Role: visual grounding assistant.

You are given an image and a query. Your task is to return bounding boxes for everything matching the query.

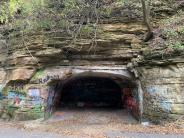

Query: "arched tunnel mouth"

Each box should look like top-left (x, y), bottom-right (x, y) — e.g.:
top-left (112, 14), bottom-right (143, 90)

top-left (60, 76), bottom-right (123, 109)
top-left (48, 73), bottom-right (139, 124)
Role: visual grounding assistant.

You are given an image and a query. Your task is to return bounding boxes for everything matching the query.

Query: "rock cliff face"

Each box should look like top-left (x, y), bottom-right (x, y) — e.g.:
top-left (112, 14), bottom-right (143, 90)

top-left (134, 55), bottom-right (184, 122)
top-left (0, 34), bottom-right (7, 84)
top-left (0, 1), bottom-right (184, 122)
top-left (0, 23), bottom-right (146, 84)
top-left (0, 22), bottom-right (146, 121)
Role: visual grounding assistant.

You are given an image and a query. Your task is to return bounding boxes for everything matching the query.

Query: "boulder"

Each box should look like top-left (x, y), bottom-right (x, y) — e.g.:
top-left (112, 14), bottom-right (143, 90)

top-left (8, 67), bottom-right (36, 81)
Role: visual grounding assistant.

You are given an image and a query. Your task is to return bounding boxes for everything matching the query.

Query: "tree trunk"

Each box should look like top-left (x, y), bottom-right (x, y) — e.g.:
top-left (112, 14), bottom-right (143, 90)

top-left (141, 0), bottom-right (153, 42)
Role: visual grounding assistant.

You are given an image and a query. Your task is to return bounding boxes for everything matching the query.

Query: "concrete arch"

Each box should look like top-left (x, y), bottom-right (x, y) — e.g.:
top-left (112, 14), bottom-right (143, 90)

top-left (41, 66), bottom-right (135, 85)
top-left (45, 67), bottom-right (140, 120)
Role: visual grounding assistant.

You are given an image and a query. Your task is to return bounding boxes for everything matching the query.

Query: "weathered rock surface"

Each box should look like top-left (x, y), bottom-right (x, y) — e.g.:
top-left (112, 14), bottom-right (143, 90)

top-left (0, 22), bottom-right (146, 84)
top-left (0, 1), bottom-right (183, 123)
top-left (0, 69), bottom-right (6, 83)
top-left (135, 58), bottom-right (184, 122)
top-left (8, 68), bottom-right (36, 81)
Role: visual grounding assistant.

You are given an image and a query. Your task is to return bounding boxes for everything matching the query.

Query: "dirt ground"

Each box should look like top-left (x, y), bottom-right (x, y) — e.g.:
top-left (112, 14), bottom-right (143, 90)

top-left (0, 108), bottom-right (184, 138)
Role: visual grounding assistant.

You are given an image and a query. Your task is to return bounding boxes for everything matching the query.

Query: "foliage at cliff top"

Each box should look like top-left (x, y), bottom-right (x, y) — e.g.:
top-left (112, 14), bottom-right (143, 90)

top-left (0, 0), bottom-right (139, 31)
top-left (0, 0), bottom-right (183, 51)
top-left (0, 0), bottom-right (146, 43)
top-left (149, 10), bottom-right (184, 50)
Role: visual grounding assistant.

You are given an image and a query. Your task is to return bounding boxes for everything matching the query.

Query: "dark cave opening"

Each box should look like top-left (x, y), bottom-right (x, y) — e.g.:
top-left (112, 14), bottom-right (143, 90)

top-left (58, 76), bottom-right (125, 109)
top-left (47, 74), bottom-right (140, 122)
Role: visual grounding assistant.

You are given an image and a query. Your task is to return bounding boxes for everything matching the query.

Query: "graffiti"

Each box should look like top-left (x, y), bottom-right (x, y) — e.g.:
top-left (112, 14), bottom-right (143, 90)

top-left (146, 86), bottom-right (168, 96)
top-left (160, 102), bottom-right (172, 112)
top-left (8, 91), bottom-right (26, 105)
top-left (31, 68), bottom-right (72, 84)
top-left (38, 75), bottom-right (60, 84)
top-left (121, 88), bottom-right (139, 118)
top-left (47, 87), bottom-right (55, 108)
top-left (0, 84), bottom-right (3, 93)
top-left (8, 91), bottom-right (25, 99)
top-left (0, 84), bottom-right (3, 98)
top-left (28, 88), bottom-right (43, 105)
top-left (0, 84), bottom-right (3, 99)
top-left (45, 87), bottom-right (56, 118)
top-left (146, 86), bottom-right (172, 112)
top-left (7, 83), bottom-right (24, 93)
top-left (28, 88), bottom-right (40, 97)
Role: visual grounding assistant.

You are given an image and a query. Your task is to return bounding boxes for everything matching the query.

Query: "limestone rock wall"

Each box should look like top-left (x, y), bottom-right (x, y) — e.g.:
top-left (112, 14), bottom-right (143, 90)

top-left (0, 34), bottom-right (7, 88)
top-left (0, 22), bottom-right (146, 121)
top-left (0, 0), bottom-right (184, 122)
top-left (137, 63), bottom-right (184, 122)
top-left (2, 23), bottom-right (146, 83)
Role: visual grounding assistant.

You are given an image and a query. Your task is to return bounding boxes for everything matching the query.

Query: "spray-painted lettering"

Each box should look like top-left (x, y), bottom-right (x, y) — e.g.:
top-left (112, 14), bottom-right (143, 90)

top-left (8, 83), bottom-right (24, 92)
top-left (38, 75), bottom-right (60, 84)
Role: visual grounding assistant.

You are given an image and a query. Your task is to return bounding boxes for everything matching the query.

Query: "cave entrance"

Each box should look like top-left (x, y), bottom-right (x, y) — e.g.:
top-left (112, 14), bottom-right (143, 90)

top-left (47, 72), bottom-right (139, 124)
top-left (60, 76), bottom-right (122, 109)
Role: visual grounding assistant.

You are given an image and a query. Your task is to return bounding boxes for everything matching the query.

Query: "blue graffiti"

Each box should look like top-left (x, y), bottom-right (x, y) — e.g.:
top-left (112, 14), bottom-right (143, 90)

top-left (28, 89), bottom-right (43, 105)
top-left (8, 91), bottom-right (25, 100)
top-left (0, 93), bottom-right (3, 100)
top-left (28, 89), bottom-right (40, 97)
top-left (30, 97), bottom-right (43, 105)
top-left (0, 85), bottom-right (2, 99)
top-left (160, 102), bottom-right (172, 112)
top-left (0, 84), bottom-right (3, 94)
top-left (147, 86), bottom-right (157, 94)
top-left (146, 86), bottom-right (168, 97)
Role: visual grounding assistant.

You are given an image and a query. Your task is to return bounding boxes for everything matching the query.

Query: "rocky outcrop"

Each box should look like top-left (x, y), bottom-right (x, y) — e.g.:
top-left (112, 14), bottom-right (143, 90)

top-left (0, 22), bottom-right (146, 121)
top-left (8, 67), bottom-right (36, 81)
top-left (2, 23), bottom-right (146, 84)
top-left (130, 52), bottom-right (184, 122)
top-left (0, 34), bottom-right (7, 85)
top-left (0, 0), bottom-right (183, 123)
top-left (139, 64), bottom-right (184, 122)
top-left (0, 69), bottom-right (6, 84)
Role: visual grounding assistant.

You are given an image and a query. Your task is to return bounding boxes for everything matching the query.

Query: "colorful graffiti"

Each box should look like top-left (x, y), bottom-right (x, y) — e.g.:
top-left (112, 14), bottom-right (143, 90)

top-left (6, 88), bottom-right (42, 106)
top-left (28, 88), bottom-right (40, 97)
top-left (28, 88), bottom-right (43, 105)
top-left (45, 87), bottom-right (56, 119)
top-left (5, 83), bottom-right (26, 104)
top-left (121, 88), bottom-right (139, 119)
top-left (8, 91), bottom-right (25, 99)
top-left (146, 86), bottom-right (173, 112)
top-left (0, 84), bottom-right (3, 99)
top-left (0, 84), bottom-right (3, 92)
top-left (8, 91), bottom-right (26, 105)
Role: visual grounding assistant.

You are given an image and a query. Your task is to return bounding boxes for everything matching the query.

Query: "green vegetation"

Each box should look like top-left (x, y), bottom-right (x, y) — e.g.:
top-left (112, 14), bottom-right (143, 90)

top-left (160, 10), bottom-right (184, 49)
top-left (0, 0), bottom-right (183, 51)
top-left (31, 69), bottom-right (45, 81)
top-left (0, 0), bottom-right (142, 33)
